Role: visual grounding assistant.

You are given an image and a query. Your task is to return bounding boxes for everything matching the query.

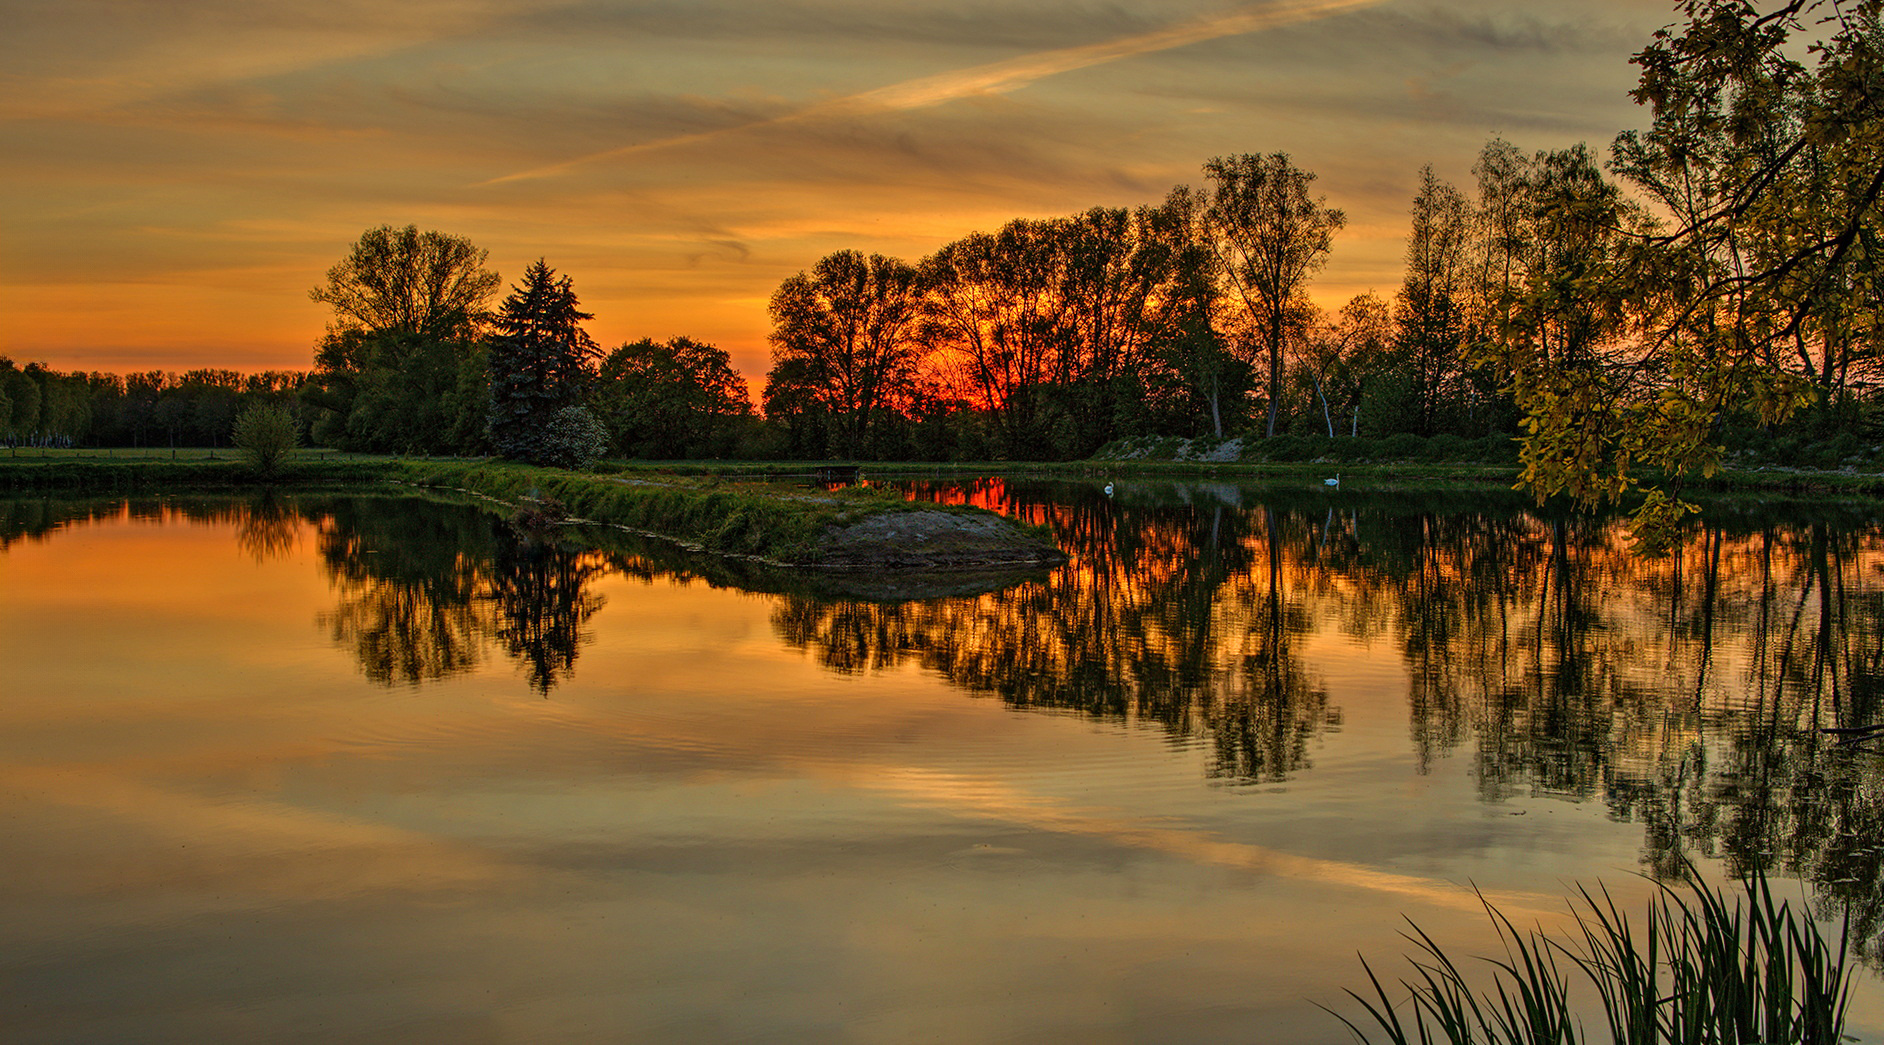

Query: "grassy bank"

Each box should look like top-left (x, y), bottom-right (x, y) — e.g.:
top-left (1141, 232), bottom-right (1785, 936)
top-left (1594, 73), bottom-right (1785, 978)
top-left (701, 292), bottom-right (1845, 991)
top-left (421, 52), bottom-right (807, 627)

top-left (1091, 433), bottom-right (1884, 497)
top-left (386, 460), bottom-right (1062, 566)
top-left (7, 444), bottom-right (1881, 538)
top-left (0, 454), bottom-right (1062, 566)
top-left (391, 460), bottom-right (870, 561)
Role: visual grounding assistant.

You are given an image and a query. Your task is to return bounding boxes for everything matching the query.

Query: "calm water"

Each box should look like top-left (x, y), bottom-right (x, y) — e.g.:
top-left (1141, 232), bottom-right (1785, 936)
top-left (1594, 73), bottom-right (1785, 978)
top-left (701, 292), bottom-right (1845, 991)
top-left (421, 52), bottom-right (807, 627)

top-left (5, 481), bottom-right (1884, 1043)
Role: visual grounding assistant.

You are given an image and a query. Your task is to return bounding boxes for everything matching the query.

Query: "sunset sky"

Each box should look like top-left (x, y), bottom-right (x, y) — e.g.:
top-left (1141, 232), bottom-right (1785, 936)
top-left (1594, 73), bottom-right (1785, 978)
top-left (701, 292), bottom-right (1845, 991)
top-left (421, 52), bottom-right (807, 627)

top-left (4, 0), bottom-right (1677, 384)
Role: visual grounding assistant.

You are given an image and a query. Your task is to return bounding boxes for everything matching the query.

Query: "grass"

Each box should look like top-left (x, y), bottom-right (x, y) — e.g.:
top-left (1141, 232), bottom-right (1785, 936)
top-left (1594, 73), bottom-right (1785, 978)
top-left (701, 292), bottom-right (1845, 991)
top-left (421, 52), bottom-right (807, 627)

top-left (1329, 872), bottom-right (1852, 1045)
top-left (9, 446), bottom-right (1880, 549)
top-left (391, 460), bottom-right (855, 560)
top-left (0, 452), bottom-right (1059, 563)
top-left (386, 460), bottom-right (1057, 564)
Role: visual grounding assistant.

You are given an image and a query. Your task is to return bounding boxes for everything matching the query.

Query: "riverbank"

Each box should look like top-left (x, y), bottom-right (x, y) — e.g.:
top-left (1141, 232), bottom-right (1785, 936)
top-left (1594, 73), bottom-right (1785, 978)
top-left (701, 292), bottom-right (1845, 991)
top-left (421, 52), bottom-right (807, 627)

top-left (392, 460), bottom-right (1065, 569)
top-left (6, 444), bottom-right (1883, 542)
top-left (0, 458), bottom-right (1058, 569)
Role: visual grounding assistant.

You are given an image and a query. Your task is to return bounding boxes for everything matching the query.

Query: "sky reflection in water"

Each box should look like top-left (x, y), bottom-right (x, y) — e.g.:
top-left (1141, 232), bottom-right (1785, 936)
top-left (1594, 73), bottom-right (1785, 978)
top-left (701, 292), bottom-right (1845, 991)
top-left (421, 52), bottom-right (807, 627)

top-left (4, 484), bottom-right (1884, 1043)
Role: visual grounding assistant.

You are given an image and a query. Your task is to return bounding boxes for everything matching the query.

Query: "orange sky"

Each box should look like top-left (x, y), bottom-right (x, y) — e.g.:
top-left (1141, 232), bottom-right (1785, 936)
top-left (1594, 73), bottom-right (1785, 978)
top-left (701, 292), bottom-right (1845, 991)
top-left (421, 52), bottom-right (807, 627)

top-left (2, 0), bottom-right (1676, 384)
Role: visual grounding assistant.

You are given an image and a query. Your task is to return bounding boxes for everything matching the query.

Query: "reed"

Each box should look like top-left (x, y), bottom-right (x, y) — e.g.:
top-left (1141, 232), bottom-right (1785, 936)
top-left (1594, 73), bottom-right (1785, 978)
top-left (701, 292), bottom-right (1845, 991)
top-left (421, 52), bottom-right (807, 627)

top-left (1328, 873), bottom-right (1851, 1045)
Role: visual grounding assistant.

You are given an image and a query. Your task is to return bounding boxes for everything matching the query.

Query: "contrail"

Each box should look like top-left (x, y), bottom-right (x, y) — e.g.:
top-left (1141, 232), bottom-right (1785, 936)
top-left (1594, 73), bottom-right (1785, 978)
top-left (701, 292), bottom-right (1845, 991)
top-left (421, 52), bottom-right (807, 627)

top-left (484, 0), bottom-right (1382, 185)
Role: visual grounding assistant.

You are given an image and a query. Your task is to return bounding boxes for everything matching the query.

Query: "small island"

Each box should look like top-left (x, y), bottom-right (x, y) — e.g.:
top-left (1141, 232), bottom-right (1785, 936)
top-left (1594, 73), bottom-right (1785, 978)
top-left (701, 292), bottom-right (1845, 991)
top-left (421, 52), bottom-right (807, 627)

top-left (393, 460), bottom-right (1065, 571)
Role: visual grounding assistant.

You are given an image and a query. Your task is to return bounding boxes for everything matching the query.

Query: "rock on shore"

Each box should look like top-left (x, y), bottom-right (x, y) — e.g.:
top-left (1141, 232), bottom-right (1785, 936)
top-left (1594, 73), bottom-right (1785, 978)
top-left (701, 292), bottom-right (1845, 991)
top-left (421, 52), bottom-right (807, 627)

top-left (811, 508), bottom-right (1066, 570)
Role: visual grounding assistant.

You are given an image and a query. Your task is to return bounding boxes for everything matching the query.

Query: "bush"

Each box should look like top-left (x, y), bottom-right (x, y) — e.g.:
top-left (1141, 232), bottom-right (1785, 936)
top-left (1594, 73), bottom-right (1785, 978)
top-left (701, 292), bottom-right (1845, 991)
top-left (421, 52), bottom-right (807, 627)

top-left (1257, 434), bottom-right (1314, 461)
top-left (230, 403), bottom-right (300, 478)
top-left (1426, 433), bottom-right (1470, 461)
top-left (1474, 435), bottom-right (1521, 463)
top-left (1376, 433), bottom-right (1425, 460)
top-left (536, 405), bottom-right (610, 470)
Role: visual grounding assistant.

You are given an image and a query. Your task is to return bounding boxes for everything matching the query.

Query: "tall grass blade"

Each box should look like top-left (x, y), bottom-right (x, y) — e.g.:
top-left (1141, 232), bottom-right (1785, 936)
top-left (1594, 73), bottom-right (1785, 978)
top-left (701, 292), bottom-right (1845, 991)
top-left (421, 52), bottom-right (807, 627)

top-left (1329, 869), bottom-right (1852, 1045)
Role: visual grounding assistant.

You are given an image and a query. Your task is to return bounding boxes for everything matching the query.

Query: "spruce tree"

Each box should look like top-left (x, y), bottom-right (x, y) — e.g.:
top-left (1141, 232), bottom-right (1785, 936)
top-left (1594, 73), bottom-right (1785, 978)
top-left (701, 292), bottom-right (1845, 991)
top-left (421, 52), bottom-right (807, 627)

top-left (486, 260), bottom-right (600, 464)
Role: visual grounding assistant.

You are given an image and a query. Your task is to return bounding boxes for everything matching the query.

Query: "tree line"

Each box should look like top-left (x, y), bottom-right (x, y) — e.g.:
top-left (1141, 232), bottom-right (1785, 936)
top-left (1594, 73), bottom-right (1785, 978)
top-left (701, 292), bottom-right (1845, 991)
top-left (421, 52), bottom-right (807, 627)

top-left (8, 1), bottom-right (1875, 506)
top-left (0, 357), bottom-right (304, 450)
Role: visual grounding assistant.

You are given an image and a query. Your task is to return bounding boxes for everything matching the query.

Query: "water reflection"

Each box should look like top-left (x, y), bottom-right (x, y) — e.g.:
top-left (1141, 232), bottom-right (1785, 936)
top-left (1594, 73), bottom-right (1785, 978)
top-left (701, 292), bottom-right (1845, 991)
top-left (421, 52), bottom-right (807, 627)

top-left (313, 496), bottom-right (605, 693)
top-left (236, 493), bottom-right (299, 562)
top-left (316, 497), bottom-right (500, 686)
top-left (11, 484), bottom-right (1884, 961)
top-left (886, 480), bottom-right (1884, 957)
top-left (771, 488), bottom-right (1337, 784)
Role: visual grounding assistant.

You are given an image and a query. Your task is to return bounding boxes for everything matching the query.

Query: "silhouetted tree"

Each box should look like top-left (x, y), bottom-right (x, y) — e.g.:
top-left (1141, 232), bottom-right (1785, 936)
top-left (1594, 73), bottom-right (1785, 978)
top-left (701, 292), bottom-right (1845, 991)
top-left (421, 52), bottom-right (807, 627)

top-left (304, 225), bottom-right (498, 453)
top-left (1305, 292), bottom-right (1392, 437)
top-left (766, 251), bottom-right (923, 457)
top-left (1200, 153), bottom-right (1345, 437)
top-left (596, 336), bottom-right (753, 458)
top-left (1394, 165), bottom-right (1472, 435)
top-left (920, 221), bottom-right (1069, 456)
top-left (309, 224), bottom-right (501, 338)
top-left (486, 260), bottom-right (601, 465)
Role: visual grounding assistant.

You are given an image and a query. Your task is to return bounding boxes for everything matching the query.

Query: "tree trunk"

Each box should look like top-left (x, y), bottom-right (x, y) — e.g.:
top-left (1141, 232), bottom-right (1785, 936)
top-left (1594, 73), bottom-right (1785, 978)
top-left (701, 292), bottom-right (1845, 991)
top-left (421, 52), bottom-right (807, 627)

top-left (1311, 371), bottom-right (1334, 437)
top-left (1265, 313), bottom-right (1283, 438)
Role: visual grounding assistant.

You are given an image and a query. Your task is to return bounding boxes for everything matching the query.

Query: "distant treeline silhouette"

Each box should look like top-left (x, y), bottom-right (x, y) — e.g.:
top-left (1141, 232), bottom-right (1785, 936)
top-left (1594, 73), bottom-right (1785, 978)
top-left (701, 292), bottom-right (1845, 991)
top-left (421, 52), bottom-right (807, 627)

top-left (0, 358), bottom-right (303, 450)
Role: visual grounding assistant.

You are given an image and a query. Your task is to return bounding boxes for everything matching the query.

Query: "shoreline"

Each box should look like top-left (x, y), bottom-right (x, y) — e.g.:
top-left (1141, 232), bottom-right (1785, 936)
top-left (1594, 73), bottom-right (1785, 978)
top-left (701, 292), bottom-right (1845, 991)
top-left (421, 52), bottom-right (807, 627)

top-left (3, 449), bottom-right (1882, 519)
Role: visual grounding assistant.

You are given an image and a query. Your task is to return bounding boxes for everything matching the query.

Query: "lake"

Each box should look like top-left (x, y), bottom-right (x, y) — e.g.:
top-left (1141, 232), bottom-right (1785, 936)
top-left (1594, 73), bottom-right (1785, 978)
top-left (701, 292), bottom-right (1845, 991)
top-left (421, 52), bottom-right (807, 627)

top-left (4, 479), bottom-right (1884, 1043)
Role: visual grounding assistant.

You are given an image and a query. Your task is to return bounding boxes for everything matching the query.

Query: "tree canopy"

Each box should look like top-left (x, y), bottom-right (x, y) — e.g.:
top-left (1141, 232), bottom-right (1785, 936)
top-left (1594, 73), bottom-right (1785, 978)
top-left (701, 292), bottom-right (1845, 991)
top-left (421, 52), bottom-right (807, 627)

top-left (304, 225), bottom-right (498, 454)
top-left (1492, 0), bottom-right (1884, 544)
top-left (486, 260), bottom-right (601, 465)
top-left (595, 336), bottom-right (753, 459)
top-left (309, 224), bottom-right (501, 339)
top-left (766, 251), bottom-right (923, 457)
top-left (1201, 153), bottom-right (1346, 438)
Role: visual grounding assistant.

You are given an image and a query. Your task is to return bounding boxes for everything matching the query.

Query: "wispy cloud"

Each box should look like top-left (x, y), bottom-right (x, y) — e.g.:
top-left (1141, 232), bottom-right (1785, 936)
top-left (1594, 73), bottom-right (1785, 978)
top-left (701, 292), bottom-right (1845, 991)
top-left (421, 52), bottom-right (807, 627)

top-left (486, 0), bottom-right (1383, 185)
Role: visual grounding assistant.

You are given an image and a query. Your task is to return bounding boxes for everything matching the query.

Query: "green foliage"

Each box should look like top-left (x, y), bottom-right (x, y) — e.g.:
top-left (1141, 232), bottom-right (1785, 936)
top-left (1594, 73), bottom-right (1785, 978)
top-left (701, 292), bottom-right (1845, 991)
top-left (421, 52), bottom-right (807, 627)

top-left (2, 362), bottom-right (42, 444)
top-left (230, 402), bottom-right (300, 477)
top-left (486, 260), bottom-right (600, 465)
top-left (303, 225), bottom-right (498, 456)
top-left (1493, 0), bottom-right (1884, 549)
top-left (307, 330), bottom-right (486, 454)
top-left (1331, 872), bottom-right (1852, 1045)
top-left (308, 224), bottom-right (499, 339)
top-left (535, 405), bottom-right (608, 470)
top-left (594, 336), bottom-right (753, 458)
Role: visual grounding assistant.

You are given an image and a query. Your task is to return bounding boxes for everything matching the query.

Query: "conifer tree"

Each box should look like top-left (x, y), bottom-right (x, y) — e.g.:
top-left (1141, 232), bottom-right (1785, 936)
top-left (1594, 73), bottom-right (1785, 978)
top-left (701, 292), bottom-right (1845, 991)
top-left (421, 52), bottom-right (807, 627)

top-left (486, 260), bottom-right (600, 465)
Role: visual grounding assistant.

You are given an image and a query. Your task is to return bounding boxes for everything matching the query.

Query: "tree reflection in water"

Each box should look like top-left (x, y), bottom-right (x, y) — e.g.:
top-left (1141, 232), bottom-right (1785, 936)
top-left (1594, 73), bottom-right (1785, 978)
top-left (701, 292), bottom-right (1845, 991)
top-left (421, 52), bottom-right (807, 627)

top-left (11, 485), bottom-right (1884, 960)
top-left (234, 493), bottom-right (299, 562)
top-left (773, 482), bottom-right (1337, 785)
top-left (848, 480), bottom-right (1884, 962)
top-left (485, 530), bottom-right (606, 693)
top-left (311, 496), bottom-right (604, 693)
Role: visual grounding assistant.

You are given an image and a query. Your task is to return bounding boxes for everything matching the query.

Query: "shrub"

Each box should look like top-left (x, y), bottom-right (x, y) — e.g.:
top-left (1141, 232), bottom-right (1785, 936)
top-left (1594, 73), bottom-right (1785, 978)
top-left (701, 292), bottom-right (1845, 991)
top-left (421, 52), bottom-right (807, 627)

top-left (1474, 435), bottom-right (1521, 464)
top-left (230, 403), bottom-right (300, 478)
top-left (1259, 434), bottom-right (1314, 461)
top-left (536, 406), bottom-right (610, 470)
top-left (1377, 433), bottom-right (1425, 460)
top-left (1427, 433), bottom-right (1470, 461)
